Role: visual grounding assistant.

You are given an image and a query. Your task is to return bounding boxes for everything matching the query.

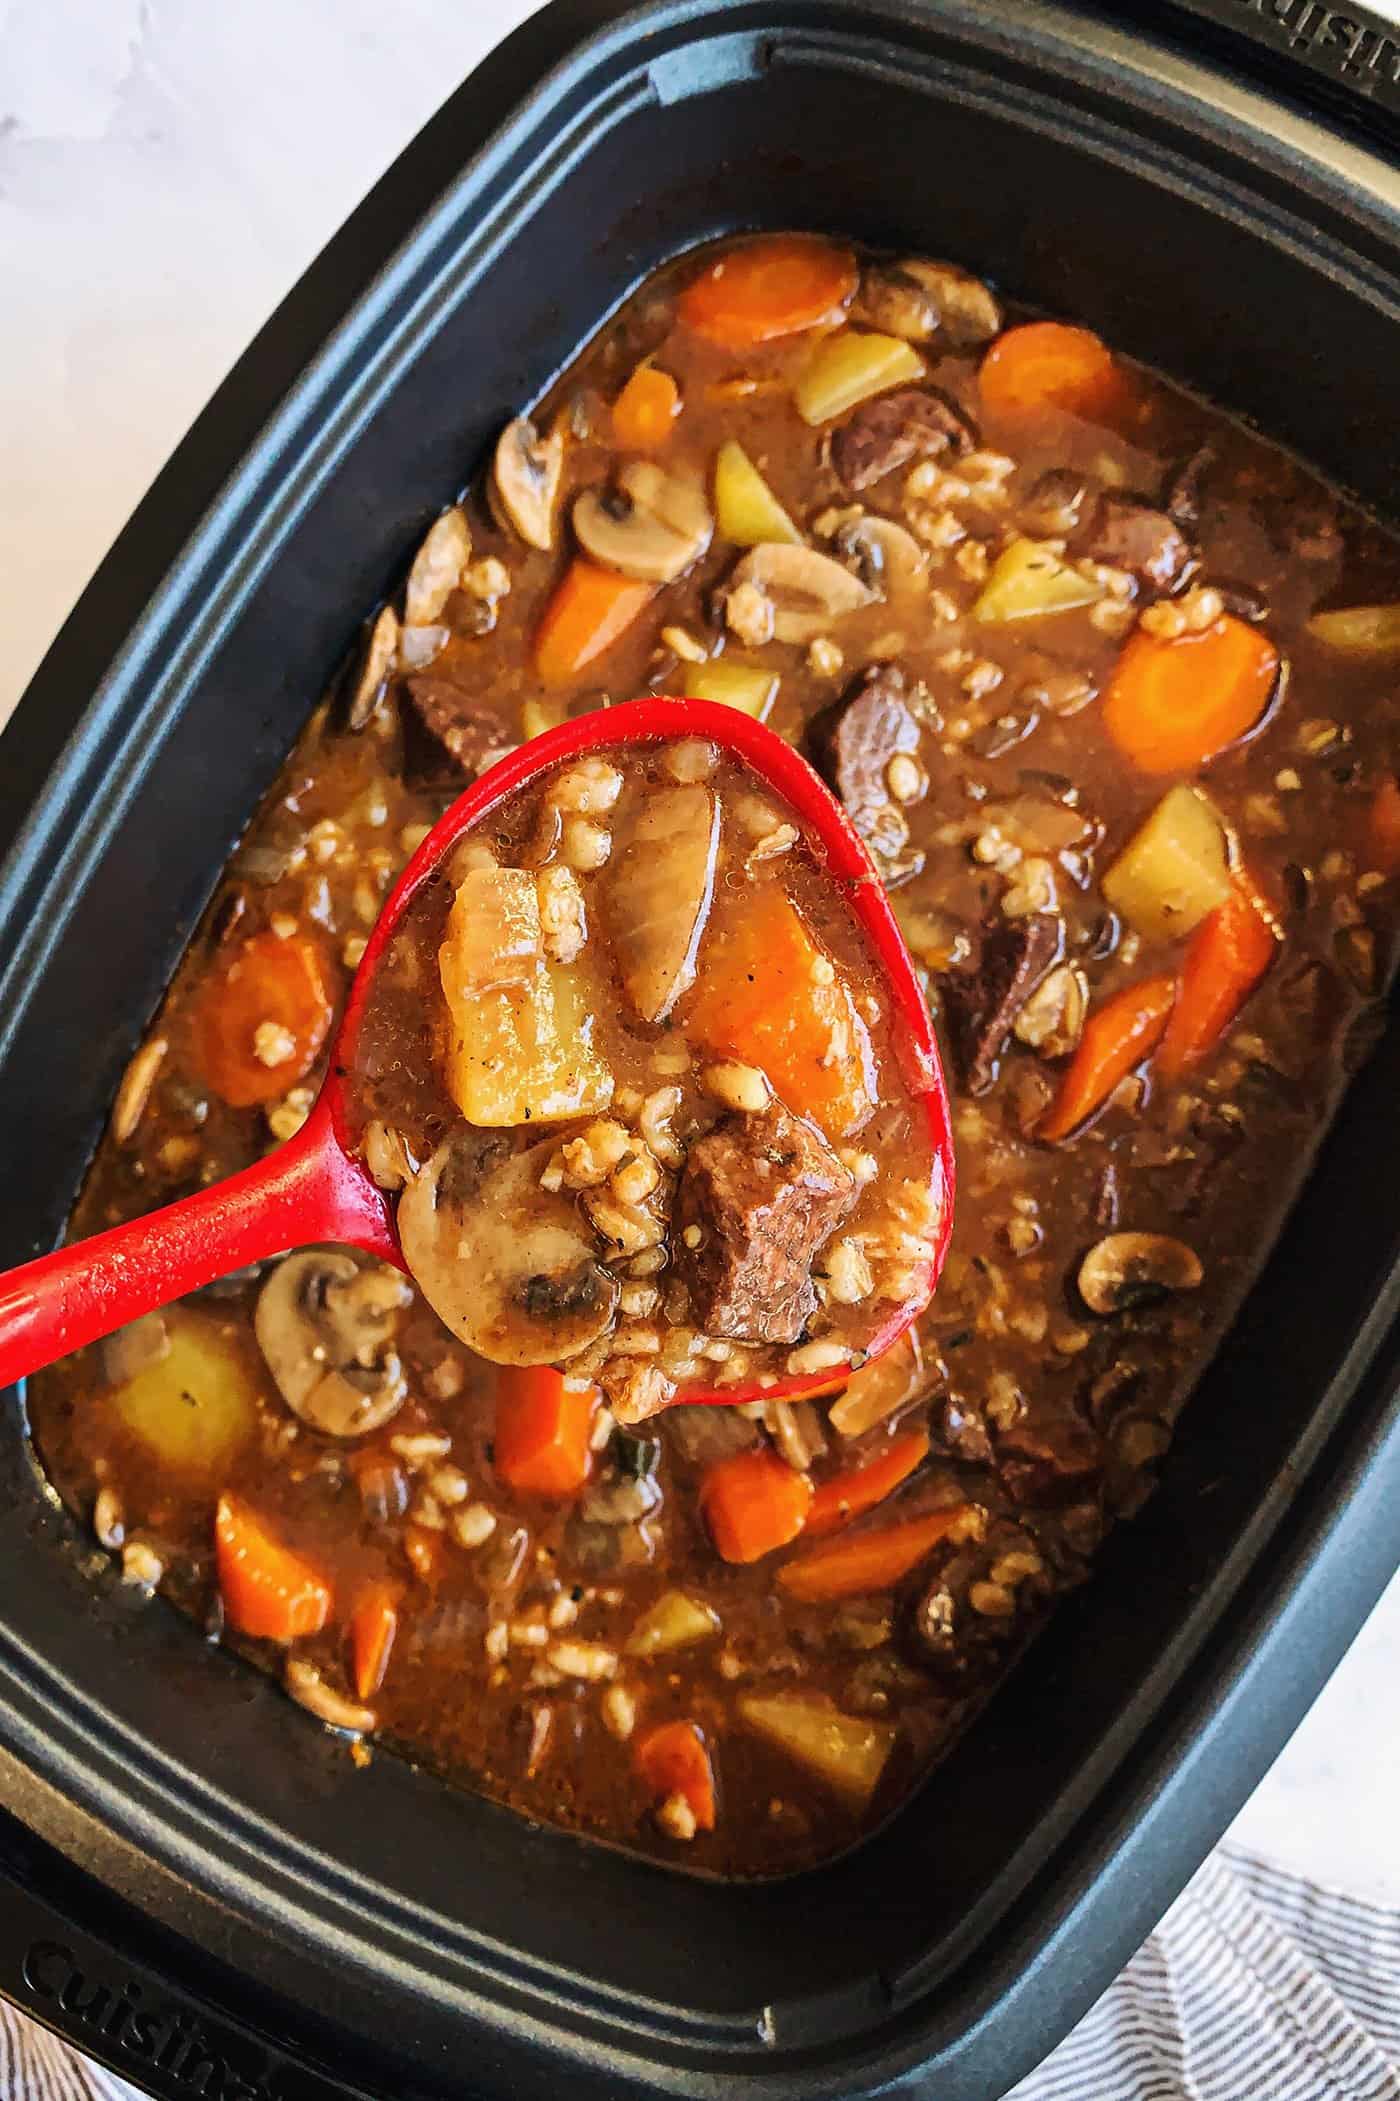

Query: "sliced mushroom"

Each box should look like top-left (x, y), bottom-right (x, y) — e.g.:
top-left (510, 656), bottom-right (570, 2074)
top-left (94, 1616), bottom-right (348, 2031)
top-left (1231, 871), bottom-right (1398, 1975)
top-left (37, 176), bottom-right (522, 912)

top-left (723, 543), bottom-right (875, 646)
top-left (397, 1134), bottom-right (620, 1366)
top-left (344, 605), bottom-right (400, 731)
top-left (102, 1312), bottom-right (170, 1386)
top-left (1077, 1233), bottom-right (1203, 1317)
top-left (404, 507), bottom-right (471, 627)
top-left (255, 1251), bottom-right (412, 1437)
top-left (831, 513), bottom-right (928, 601)
top-left (855, 257), bottom-right (1002, 348)
top-left (582, 1471), bottom-right (662, 1525)
top-left (1019, 468), bottom-right (1093, 539)
top-left (1012, 964), bottom-right (1087, 1058)
top-left (398, 623), bottom-right (449, 672)
top-left (573, 462), bottom-right (713, 584)
top-left (493, 416), bottom-right (565, 551)
top-left (605, 782), bottom-right (721, 1022)
top-left (284, 1657), bottom-right (377, 1736)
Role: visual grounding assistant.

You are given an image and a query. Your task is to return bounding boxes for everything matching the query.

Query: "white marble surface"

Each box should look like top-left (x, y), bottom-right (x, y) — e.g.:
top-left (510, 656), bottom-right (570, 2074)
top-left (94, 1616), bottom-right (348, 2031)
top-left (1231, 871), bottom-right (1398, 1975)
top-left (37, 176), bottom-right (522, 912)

top-left (3, 0), bottom-right (1400, 1906)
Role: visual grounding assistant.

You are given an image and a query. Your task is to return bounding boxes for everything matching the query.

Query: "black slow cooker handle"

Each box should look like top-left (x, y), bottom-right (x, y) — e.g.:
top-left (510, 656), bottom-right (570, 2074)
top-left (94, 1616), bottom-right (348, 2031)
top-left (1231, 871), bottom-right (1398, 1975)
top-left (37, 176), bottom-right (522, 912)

top-left (1119, 0), bottom-right (1400, 138)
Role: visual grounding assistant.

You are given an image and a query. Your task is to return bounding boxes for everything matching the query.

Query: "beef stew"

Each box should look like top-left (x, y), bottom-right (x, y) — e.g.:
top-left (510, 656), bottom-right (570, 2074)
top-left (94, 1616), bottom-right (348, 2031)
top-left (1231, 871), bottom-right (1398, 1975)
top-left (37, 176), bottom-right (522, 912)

top-left (27, 233), bottom-right (1400, 1879)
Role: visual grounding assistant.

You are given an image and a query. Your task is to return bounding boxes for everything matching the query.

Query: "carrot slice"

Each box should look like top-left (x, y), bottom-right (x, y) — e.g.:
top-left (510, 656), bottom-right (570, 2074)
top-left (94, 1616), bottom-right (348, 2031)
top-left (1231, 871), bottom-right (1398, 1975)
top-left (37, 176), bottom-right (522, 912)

top-left (635, 1720), bottom-right (717, 1829)
top-left (190, 931), bottom-right (334, 1108)
top-left (979, 322), bottom-right (1124, 423)
top-left (700, 1447), bottom-right (813, 1564)
top-left (1101, 615), bottom-right (1279, 775)
top-left (778, 1505), bottom-right (982, 1603)
top-left (350, 1582), bottom-right (401, 1701)
top-left (683, 884), bottom-right (876, 1140)
top-left (805, 1430), bottom-right (930, 1538)
top-left (612, 363), bottom-right (681, 451)
top-left (1366, 776), bottom-right (1400, 874)
top-left (494, 1367), bottom-right (597, 1500)
top-left (534, 559), bottom-right (654, 686)
top-left (1038, 973), bottom-right (1177, 1143)
top-left (214, 1494), bottom-right (332, 1642)
top-left (678, 235), bottom-right (857, 348)
top-left (1157, 878), bottom-right (1278, 1080)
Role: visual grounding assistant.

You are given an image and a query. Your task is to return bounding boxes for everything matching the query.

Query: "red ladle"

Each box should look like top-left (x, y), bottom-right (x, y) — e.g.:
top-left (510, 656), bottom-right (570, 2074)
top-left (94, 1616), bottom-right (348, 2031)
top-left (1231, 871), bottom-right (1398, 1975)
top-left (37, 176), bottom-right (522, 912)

top-left (0, 699), bottom-right (955, 1405)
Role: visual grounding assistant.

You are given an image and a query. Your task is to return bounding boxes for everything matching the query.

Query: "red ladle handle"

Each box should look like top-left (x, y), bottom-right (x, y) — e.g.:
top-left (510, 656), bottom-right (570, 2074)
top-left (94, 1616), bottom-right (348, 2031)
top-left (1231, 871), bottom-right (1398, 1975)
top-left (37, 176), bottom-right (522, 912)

top-left (0, 1103), bottom-right (395, 1391)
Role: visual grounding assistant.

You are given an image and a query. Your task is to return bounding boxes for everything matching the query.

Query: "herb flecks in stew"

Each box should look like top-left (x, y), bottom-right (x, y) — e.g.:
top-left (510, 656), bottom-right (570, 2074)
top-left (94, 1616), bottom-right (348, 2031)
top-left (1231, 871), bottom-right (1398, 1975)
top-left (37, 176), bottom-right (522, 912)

top-left (30, 233), bottom-right (1400, 1878)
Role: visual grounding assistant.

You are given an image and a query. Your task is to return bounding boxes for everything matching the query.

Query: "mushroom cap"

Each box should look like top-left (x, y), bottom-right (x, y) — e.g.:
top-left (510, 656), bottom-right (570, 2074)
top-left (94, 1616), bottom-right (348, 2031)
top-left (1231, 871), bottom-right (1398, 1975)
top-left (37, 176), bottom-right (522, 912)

top-left (1078, 1233), bottom-right (1203, 1317)
top-left (831, 513), bottom-right (928, 599)
top-left (573, 462), bottom-right (713, 584)
top-left (397, 1133), bottom-right (620, 1366)
top-left (404, 507), bottom-right (471, 628)
top-left (344, 605), bottom-right (400, 732)
top-left (857, 257), bottom-right (1002, 348)
top-left (725, 542), bottom-right (875, 644)
top-left (492, 417), bottom-right (565, 552)
top-left (255, 1250), bottom-right (411, 1438)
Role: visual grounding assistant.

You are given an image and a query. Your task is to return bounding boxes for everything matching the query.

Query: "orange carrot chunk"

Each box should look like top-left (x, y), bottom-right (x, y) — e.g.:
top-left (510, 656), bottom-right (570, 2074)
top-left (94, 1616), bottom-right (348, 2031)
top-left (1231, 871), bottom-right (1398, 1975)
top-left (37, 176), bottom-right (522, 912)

top-left (1157, 879), bottom-right (1278, 1080)
top-left (494, 1367), bottom-right (597, 1500)
top-left (678, 235), bottom-right (857, 348)
top-left (1101, 615), bottom-right (1279, 776)
top-left (215, 1494), bottom-right (333, 1643)
top-left (191, 931), bottom-right (334, 1109)
top-left (778, 1506), bottom-right (982, 1603)
top-left (1038, 973), bottom-right (1178, 1143)
top-left (612, 363), bottom-right (681, 451)
top-left (700, 1447), bottom-right (813, 1564)
top-left (1366, 776), bottom-right (1400, 874)
top-left (683, 884), bottom-right (876, 1140)
top-left (350, 1582), bottom-right (401, 1701)
top-left (979, 322), bottom-right (1124, 423)
top-left (533, 559), bottom-right (655, 686)
top-left (805, 1430), bottom-right (931, 1537)
top-left (635, 1720), bottom-right (717, 1829)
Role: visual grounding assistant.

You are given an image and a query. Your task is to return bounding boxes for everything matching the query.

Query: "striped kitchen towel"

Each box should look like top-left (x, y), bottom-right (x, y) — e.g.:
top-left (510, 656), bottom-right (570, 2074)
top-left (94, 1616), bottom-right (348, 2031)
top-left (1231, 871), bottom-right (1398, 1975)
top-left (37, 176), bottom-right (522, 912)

top-left (1010, 1844), bottom-right (1400, 2100)
top-left (2, 1844), bottom-right (1399, 2100)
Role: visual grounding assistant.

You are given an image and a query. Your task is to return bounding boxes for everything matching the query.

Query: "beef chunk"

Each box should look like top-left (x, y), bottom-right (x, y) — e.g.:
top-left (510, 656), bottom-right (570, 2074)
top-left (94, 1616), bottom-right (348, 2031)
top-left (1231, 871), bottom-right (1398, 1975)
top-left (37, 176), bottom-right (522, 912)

top-left (1079, 494), bottom-right (1192, 594)
top-left (830, 387), bottom-right (977, 492)
top-left (404, 677), bottom-right (518, 780)
top-left (809, 664), bottom-right (921, 857)
top-left (995, 1414), bottom-right (1102, 1508)
top-left (675, 1101), bottom-right (858, 1345)
top-left (1211, 578), bottom-right (1270, 624)
top-left (1161, 443), bottom-right (1215, 531)
top-left (939, 915), bottom-right (1063, 1096)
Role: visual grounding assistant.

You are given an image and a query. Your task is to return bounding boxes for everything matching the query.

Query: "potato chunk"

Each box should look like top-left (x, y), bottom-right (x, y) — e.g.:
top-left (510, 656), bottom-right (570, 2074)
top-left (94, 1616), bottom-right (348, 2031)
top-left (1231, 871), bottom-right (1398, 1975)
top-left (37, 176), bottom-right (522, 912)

top-left (110, 1312), bottom-right (259, 1477)
top-left (1305, 602), bottom-right (1400, 658)
top-left (713, 440), bottom-right (802, 546)
top-left (682, 660), bottom-right (779, 719)
top-left (625, 1590), bottom-right (722, 1657)
top-left (972, 537), bottom-right (1102, 622)
top-left (794, 331), bottom-right (924, 425)
top-left (1101, 784), bottom-right (1231, 943)
top-left (737, 1692), bottom-right (896, 1806)
top-left (440, 866), bottom-right (612, 1124)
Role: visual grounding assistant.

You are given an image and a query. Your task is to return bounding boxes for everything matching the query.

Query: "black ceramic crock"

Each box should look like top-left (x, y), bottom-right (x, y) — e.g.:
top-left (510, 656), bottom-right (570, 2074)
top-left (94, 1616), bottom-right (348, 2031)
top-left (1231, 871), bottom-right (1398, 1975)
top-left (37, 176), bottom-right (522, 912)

top-left (3, 3), bottom-right (1400, 2096)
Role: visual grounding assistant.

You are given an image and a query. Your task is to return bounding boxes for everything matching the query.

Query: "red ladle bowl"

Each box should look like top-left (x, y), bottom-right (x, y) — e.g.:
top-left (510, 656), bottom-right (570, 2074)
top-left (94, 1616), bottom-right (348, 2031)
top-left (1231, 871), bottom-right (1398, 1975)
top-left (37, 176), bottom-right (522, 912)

top-left (0, 700), bottom-right (955, 1405)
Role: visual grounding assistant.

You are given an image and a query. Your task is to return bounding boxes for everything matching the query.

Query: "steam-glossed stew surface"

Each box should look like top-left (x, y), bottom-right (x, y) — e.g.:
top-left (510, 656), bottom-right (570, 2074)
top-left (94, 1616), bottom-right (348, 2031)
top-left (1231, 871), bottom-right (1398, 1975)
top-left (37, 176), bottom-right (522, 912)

top-left (29, 234), bottom-right (1400, 1878)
